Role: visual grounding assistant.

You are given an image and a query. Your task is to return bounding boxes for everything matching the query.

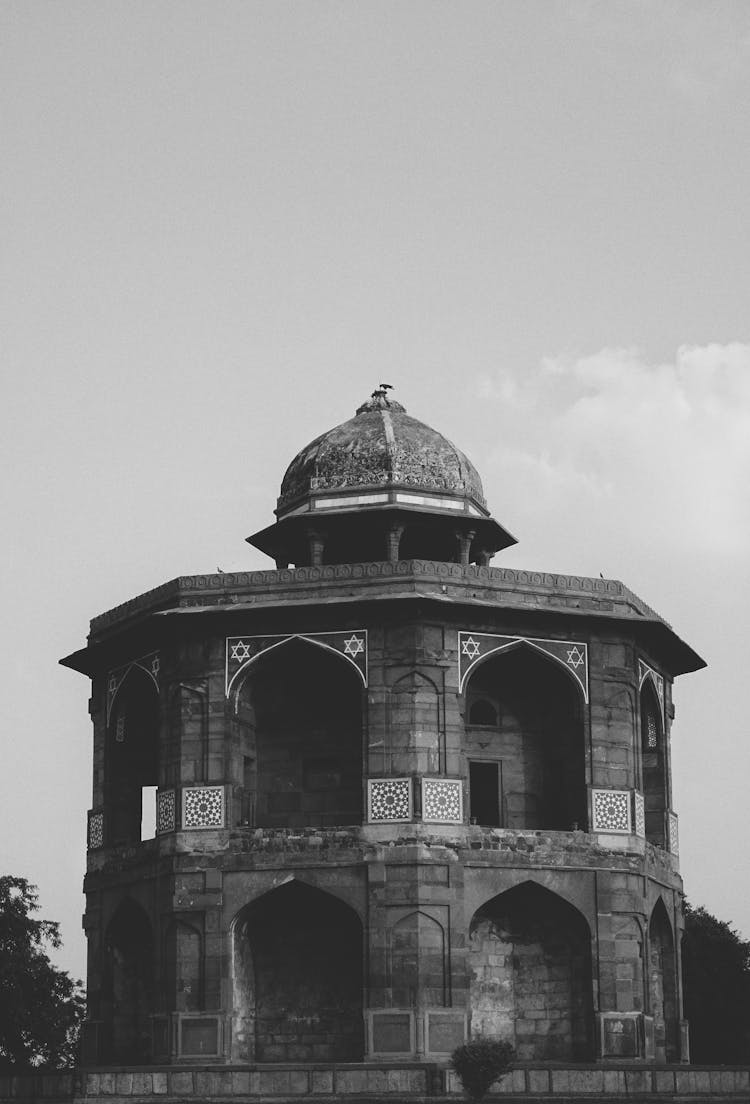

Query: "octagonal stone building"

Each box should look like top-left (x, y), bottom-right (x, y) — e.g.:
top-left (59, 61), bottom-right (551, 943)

top-left (62, 387), bottom-right (704, 1070)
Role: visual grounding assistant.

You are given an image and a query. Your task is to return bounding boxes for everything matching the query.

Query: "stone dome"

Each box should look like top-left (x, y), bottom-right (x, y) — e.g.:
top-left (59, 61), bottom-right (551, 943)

top-left (277, 389), bottom-right (486, 516)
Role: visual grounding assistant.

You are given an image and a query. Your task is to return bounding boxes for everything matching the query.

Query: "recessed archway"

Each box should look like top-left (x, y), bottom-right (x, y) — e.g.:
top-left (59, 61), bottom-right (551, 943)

top-left (232, 881), bottom-right (364, 1062)
top-left (235, 638), bottom-right (363, 829)
top-left (106, 667), bottom-right (159, 845)
top-left (464, 645), bottom-right (586, 830)
top-left (641, 682), bottom-right (667, 847)
top-left (102, 899), bottom-right (154, 1063)
top-left (468, 882), bottom-right (594, 1061)
top-left (649, 899), bottom-right (678, 1062)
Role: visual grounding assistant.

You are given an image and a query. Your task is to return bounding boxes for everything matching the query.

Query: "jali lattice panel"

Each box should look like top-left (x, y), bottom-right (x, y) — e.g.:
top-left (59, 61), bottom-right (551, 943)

top-left (592, 789), bottom-right (632, 833)
top-left (422, 778), bottom-right (463, 823)
top-left (668, 811), bottom-right (679, 856)
top-left (368, 778), bottom-right (412, 822)
top-left (157, 789), bottom-right (176, 833)
top-left (182, 786), bottom-right (225, 829)
top-left (87, 811), bottom-right (104, 850)
top-left (633, 791), bottom-right (646, 838)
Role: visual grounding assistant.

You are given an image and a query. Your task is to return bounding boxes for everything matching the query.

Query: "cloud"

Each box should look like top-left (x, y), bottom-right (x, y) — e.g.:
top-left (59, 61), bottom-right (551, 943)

top-left (477, 343), bottom-right (750, 565)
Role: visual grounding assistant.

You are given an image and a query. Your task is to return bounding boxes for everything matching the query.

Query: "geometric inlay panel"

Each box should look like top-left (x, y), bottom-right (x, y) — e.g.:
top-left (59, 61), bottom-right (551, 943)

top-left (182, 786), bottom-right (225, 829)
top-left (668, 811), bottom-right (679, 857)
top-left (226, 630), bottom-right (368, 694)
top-left (88, 810), bottom-right (104, 850)
top-left (591, 788), bottom-right (632, 833)
top-left (157, 789), bottom-right (176, 834)
top-left (458, 631), bottom-right (588, 701)
top-left (368, 778), bottom-right (412, 822)
top-left (633, 791), bottom-right (646, 838)
top-left (422, 778), bottom-right (463, 823)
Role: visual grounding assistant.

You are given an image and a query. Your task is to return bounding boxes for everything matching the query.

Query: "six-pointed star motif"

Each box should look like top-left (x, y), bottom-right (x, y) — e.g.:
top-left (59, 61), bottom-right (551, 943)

top-left (231, 640), bottom-right (252, 663)
top-left (344, 634), bottom-right (365, 658)
top-left (461, 636), bottom-right (481, 659)
top-left (566, 646), bottom-right (585, 668)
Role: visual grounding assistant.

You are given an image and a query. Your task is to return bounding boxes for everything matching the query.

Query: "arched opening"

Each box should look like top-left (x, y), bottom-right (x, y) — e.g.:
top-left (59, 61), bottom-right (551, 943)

top-left (464, 646), bottom-right (586, 830)
top-left (235, 640), bottom-right (363, 828)
top-left (164, 919), bottom-right (202, 1012)
top-left (102, 899), bottom-right (154, 1063)
top-left (389, 911), bottom-right (446, 1008)
top-left (649, 899), bottom-right (678, 1062)
top-left (641, 682), bottom-right (667, 847)
top-left (106, 667), bottom-right (159, 845)
top-left (468, 882), bottom-right (594, 1061)
top-left (232, 881), bottom-right (364, 1062)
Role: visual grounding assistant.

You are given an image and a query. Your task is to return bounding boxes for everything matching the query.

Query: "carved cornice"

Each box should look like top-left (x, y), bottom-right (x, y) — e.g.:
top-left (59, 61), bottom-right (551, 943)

top-left (89, 560), bottom-right (655, 636)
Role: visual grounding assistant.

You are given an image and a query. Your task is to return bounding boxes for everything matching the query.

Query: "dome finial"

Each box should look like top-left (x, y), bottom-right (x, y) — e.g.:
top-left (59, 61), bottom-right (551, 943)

top-left (356, 383), bottom-right (405, 415)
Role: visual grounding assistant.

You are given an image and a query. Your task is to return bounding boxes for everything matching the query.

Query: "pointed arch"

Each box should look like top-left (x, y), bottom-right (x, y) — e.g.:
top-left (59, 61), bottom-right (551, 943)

top-left (389, 670), bottom-right (441, 774)
top-left (464, 646), bottom-right (586, 831)
top-left (388, 909), bottom-right (447, 1008)
top-left (459, 633), bottom-right (588, 702)
top-left (641, 680), bottom-right (667, 847)
top-left (468, 882), bottom-right (594, 1061)
top-left (231, 881), bottom-right (364, 1063)
top-left (164, 918), bottom-right (202, 1012)
top-left (106, 665), bottom-right (159, 845)
top-left (102, 899), bottom-right (154, 1063)
top-left (648, 899), bottom-right (678, 1061)
top-left (227, 631), bottom-right (367, 701)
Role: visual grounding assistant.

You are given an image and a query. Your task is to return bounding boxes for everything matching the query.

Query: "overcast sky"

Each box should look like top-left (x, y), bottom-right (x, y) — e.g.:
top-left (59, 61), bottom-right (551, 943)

top-left (1, 1), bottom-right (749, 980)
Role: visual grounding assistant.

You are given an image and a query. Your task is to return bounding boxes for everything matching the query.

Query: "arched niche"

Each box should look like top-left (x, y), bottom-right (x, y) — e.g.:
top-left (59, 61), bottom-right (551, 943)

top-left (648, 899), bottom-right (678, 1062)
top-left (106, 666), bottom-right (159, 845)
top-left (102, 899), bottom-right (154, 1063)
top-left (231, 881), bottom-right (364, 1062)
top-left (388, 910), bottom-right (447, 1009)
top-left (463, 644), bottom-right (586, 830)
top-left (641, 681), bottom-right (667, 847)
top-left (468, 882), bottom-right (594, 1061)
top-left (234, 638), bottom-right (363, 829)
top-left (164, 919), bottom-right (202, 1012)
top-left (389, 671), bottom-right (440, 774)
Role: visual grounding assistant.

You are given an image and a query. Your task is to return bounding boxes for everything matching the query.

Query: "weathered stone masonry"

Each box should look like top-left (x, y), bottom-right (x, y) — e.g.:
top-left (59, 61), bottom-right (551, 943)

top-left (63, 391), bottom-right (704, 1069)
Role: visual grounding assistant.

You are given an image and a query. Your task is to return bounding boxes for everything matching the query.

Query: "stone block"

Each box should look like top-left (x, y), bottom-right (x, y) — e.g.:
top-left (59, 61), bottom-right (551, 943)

top-left (168, 1072), bottom-right (194, 1095)
top-left (311, 1070), bottom-right (334, 1094)
top-left (231, 1071), bottom-right (251, 1095)
top-left (336, 1069), bottom-right (369, 1094)
top-left (115, 1073), bottom-right (133, 1095)
top-left (653, 1070), bottom-right (675, 1092)
top-left (85, 1074), bottom-right (100, 1095)
top-left (257, 1071), bottom-right (291, 1095)
top-left (527, 1069), bottom-right (549, 1093)
top-left (624, 1069), bottom-right (650, 1093)
top-left (289, 1070), bottom-right (309, 1094)
top-left (152, 1073), bottom-right (168, 1095)
top-left (99, 1073), bottom-right (116, 1096)
top-left (603, 1069), bottom-right (626, 1093)
top-left (131, 1072), bottom-right (152, 1095)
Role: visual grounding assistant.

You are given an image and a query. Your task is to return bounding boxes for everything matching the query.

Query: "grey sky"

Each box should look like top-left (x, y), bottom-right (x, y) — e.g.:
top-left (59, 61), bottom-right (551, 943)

top-left (1, 1), bottom-right (748, 979)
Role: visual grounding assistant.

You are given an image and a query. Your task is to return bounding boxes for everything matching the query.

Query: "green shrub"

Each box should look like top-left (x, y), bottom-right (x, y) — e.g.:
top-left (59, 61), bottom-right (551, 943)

top-left (450, 1038), bottom-right (515, 1101)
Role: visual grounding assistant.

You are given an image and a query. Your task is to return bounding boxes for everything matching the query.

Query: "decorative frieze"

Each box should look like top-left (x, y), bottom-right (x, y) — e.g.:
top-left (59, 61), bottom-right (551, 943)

top-left (591, 788), bottom-right (632, 834)
top-left (422, 778), bottom-right (463, 824)
top-left (182, 786), bottom-right (225, 830)
top-left (458, 631), bottom-right (589, 701)
top-left (367, 778), bottom-right (412, 822)
top-left (87, 810), bottom-right (104, 850)
top-left (157, 789), bottom-right (176, 834)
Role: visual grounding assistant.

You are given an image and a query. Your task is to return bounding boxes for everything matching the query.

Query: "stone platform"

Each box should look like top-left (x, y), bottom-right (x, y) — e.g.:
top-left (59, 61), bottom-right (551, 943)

top-left (3, 1064), bottom-right (750, 1103)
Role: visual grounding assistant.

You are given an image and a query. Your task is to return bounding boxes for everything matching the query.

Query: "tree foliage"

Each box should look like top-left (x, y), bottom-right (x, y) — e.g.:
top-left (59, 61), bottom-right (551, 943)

top-left (450, 1039), bottom-right (515, 1100)
top-left (683, 901), bottom-right (750, 1065)
top-left (0, 877), bottom-right (85, 1071)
